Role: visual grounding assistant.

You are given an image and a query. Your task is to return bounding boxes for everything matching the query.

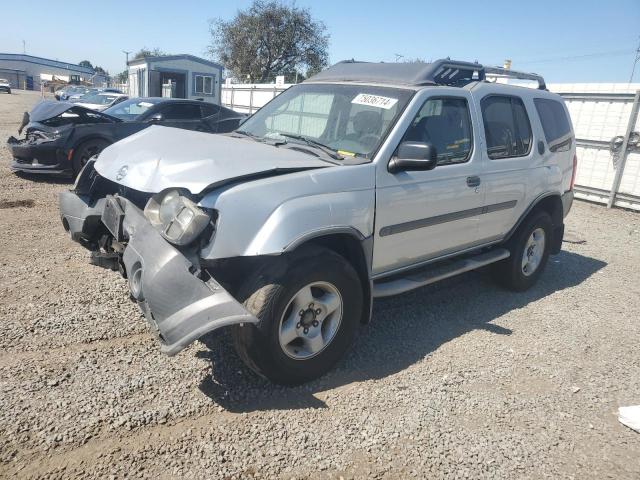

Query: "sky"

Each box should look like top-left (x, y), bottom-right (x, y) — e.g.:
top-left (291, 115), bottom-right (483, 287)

top-left (1, 0), bottom-right (639, 83)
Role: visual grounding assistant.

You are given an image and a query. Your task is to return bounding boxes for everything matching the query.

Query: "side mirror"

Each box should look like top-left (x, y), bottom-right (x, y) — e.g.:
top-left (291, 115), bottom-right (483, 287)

top-left (148, 113), bottom-right (163, 123)
top-left (388, 141), bottom-right (438, 173)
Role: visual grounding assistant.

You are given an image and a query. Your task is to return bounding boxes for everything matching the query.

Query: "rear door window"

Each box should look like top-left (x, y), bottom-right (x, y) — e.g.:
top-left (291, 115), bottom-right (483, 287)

top-left (534, 98), bottom-right (572, 151)
top-left (160, 103), bottom-right (202, 120)
top-left (201, 103), bottom-right (220, 118)
top-left (481, 95), bottom-right (532, 159)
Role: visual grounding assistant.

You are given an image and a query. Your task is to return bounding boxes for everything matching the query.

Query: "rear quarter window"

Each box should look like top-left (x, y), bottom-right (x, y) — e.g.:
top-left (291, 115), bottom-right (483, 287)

top-left (534, 98), bottom-right (573, 152)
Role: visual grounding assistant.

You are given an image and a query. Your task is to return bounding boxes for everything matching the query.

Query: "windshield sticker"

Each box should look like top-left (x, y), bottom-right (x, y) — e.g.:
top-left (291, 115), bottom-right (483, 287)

top-left (337, 150), bottom-right (356, 157)
top-left (139, 101), bottom-right (154, 107)
top-left (351, 93), bottom-right (398, 110)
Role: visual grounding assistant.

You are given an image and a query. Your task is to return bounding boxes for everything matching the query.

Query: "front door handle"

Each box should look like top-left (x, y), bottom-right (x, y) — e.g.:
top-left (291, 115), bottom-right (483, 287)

top-left (466, 176), bottom-right (481, 188)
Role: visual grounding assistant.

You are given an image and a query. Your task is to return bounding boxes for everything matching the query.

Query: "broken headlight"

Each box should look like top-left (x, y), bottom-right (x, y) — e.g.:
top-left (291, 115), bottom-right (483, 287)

top-left (27, 130), bottom-right (63, 143)
top-left (144, 189), bottom-right (211, 246)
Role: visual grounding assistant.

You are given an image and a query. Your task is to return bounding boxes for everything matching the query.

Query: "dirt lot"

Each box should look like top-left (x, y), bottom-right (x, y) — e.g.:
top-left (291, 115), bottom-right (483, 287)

top-left (1, 90), bottom-right (639, 479)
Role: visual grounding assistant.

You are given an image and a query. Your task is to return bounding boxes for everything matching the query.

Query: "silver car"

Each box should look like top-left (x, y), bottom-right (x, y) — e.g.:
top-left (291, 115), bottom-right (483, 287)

top-left (59, 59), bottom-right (575, 384)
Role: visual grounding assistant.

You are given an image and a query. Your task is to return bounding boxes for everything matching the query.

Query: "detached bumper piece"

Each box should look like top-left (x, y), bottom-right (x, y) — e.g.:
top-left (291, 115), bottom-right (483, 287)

top-left (59, 190), bottom-right (106, 247)
top-left (117, 198), bottom-right (258, 355)
top-left (60, 192), bottom-right (258, 356)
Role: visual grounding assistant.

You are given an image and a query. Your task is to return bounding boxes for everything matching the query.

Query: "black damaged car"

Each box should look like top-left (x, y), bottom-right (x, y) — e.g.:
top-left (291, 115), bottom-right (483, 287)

top-left (7, 98), bottom-right (246, 176)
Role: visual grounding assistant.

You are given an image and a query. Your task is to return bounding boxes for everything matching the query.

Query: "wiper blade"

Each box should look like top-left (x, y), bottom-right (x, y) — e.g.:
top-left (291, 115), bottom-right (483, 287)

top-left (279, 134), bottom-right (343, 160)
top-left (234, 130), bottom-right (263, 141)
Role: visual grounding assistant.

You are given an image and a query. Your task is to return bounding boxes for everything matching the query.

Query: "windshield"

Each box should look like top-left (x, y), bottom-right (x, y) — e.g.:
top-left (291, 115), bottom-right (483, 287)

top-left (238, 83), bottom-right (413, 160)
top-left (75, 89), bottom-right (97, 97)
top-left (103, 98), bottom-right (157, 120)
top-left (79, 94), bottom-right (120, 105)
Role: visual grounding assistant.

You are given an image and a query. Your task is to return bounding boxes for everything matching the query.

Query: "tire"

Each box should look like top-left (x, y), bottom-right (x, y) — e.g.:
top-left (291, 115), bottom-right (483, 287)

top-left (232, 246), bottom-right (363, 385)
top-left (492, 210), bottom-right (553, 292)
top-left (72, 139), bottom-right (110, 176)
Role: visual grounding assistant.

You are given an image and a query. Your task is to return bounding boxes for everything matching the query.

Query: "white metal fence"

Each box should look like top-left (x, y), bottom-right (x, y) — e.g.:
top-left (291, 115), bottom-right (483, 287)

top-left (549, 83), bottom-right (640, 211)
top-left (221, 83), bottom-right (291, 114)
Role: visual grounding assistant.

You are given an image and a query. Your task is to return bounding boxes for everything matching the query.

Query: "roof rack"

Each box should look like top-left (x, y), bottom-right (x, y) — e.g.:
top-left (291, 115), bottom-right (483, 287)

top-left (483, 66), bottom-right (546, 90)
top-left (306, 59), bottom-right (546, 90)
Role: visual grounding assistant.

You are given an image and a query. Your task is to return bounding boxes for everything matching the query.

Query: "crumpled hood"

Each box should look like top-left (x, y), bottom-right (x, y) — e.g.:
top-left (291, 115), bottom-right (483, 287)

top-left (94, 126), bottom-right (332, 194)
top-left (29, 100), bottom-right (118, 122)
top-left (29, 101), bottom-right (76, 122)
top-left (18, 101), bottom-right (120, 134)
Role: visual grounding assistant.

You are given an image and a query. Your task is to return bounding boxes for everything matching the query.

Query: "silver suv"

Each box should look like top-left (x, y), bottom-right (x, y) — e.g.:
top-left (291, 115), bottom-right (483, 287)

top-left (59, 59), bottom-right (576, 385)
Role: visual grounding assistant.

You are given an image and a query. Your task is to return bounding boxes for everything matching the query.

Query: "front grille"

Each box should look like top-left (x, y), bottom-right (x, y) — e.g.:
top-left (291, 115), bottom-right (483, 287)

top-left (86, 171), bottom-right (152, 209)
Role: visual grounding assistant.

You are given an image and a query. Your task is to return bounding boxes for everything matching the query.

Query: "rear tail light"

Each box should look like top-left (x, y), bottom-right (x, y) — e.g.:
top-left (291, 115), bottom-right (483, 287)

top-left (570, 153), bottom-right (577, 190)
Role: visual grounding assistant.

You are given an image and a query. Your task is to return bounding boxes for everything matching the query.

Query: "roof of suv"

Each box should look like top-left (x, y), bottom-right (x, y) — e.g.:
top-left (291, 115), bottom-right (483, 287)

top-left (306, 59), bottom-right (546, 90)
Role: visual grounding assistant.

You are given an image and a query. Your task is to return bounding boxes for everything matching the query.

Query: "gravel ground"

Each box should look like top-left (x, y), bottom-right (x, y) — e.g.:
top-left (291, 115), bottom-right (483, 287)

top-left (1, 90), bottom-right (639, 479)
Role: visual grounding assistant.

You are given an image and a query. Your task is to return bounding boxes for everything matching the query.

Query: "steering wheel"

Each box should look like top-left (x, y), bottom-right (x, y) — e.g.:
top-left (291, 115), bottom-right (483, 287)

top-left (360, 133), bottom-right (380, 149)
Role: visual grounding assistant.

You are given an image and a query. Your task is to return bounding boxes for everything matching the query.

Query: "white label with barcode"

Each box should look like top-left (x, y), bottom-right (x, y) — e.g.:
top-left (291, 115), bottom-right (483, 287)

top-left (351, 93), bottom-right (398, 109)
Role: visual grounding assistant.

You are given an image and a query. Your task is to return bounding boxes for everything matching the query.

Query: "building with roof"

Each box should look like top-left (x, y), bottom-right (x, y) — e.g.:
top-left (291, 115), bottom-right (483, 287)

top-left (0, 53), bottom-right (101, 90)
top-left (127, 54), bottom-right (223, 104)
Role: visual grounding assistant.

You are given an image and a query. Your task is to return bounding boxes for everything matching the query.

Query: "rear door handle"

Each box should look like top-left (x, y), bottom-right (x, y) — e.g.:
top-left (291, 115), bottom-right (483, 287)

top-left (466, 176), bottom-right (481, 187)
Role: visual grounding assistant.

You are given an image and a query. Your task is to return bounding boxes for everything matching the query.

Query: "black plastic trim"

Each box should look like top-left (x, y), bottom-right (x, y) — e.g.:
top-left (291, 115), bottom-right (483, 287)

top-left (379, 200), bottom-right (517, 237)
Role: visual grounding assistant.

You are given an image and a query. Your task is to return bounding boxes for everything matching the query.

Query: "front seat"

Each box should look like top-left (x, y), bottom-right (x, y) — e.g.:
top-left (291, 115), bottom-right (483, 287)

top-left (345, 110), bottom-right (383, 149)
top-left (423, 102), bottom-right (464, 159)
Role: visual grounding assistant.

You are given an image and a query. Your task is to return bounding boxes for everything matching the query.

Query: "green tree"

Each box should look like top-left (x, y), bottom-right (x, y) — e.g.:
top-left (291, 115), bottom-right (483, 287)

top-left (116, 70), bottom-right (128, 83)
top-left (79, 60), bottom-right (108, 75)
top-left (132, 48), bottom-right (169, 60)
top-left (208, 0), bottom-right (329, 83)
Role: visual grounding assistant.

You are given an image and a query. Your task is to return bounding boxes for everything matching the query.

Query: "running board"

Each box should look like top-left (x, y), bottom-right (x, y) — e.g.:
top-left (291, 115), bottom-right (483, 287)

top-left (372, 248), bottom-right (510, 298)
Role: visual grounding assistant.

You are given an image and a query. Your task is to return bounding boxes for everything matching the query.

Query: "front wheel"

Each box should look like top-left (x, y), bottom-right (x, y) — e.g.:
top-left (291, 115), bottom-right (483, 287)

top-left (232, 246), bottom-right (363, 385)
top-left (72, 139), bottom-right (109, 176)
top-left (492, 211), bottom-right (553, 291)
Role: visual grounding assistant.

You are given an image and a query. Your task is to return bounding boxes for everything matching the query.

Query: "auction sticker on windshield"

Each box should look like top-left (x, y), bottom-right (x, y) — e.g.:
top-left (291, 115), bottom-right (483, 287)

top-left (351, 93), bottom-right (398, 109)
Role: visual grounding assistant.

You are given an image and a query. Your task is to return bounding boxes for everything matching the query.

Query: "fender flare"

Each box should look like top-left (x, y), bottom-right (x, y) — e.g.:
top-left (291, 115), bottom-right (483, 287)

top-left (284, 226), bottom-right (367, 252)
top-left (283, 227), bottom-right (374, 325)
top-left (503, 192), bottom-right (563, 244)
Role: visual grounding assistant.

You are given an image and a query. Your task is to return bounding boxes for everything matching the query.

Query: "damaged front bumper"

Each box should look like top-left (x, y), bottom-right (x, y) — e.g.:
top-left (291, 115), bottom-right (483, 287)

top-left (7, 135), bottom-right (71, 175)
top-left (59, 191), bottom-right (258, 356)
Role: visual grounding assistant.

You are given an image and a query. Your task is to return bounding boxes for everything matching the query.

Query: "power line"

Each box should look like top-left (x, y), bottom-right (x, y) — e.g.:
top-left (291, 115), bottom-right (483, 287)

top-left (517, 49), bottom-right (635, 66)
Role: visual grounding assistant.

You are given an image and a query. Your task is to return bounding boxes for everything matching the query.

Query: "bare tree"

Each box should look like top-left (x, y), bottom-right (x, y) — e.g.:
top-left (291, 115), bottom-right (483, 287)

top-left (209, 0), bottom-right (329, 83)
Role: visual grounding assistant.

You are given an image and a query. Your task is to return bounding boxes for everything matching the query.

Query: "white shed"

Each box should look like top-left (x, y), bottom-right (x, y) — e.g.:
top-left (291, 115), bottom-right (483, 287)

top-left (127, 54), bottom-right (223, 104)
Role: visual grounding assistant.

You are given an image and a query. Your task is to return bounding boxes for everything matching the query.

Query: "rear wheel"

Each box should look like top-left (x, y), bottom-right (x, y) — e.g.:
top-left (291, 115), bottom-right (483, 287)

top-left (232, 246), bottom-right (363, 385)
top-left (492, 211), bottom-right (552, 291)
top-left (72, 139), bottom-right (109, 176)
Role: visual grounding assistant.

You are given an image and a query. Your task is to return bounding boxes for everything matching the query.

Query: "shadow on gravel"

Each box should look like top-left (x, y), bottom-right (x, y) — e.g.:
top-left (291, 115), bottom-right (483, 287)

top-left (197, 250), bottom-right (606, 412)
top-left (14, 171), bottom-right (74, 185)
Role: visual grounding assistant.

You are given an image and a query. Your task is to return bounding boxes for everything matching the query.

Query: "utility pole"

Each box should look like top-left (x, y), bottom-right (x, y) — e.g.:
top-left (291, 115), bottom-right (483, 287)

top-left (394, 53), bottom-right (404, 63)
top-left (630, 37), bottom-right (640, 83)
top-left (22, 40), bottom-right (26, 54)
top-left (122, 50), bottom-right (132, 66)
